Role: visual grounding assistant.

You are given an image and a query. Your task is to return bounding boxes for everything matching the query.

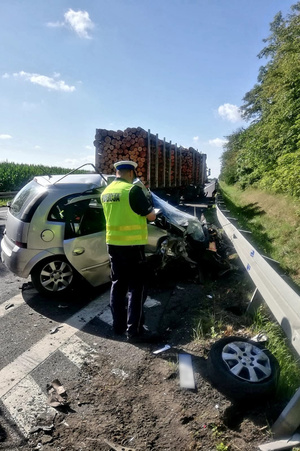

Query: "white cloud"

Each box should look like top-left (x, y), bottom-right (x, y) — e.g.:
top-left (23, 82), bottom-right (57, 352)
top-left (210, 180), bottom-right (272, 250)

top-left (64, 9), bottom-right (94, 39)
top-left (12, 71), bottom-right (75, 92)
top-left (0, 134), bottom-right (12, 140)
top-left (218, 103), bottom-right (242, 123)
top-left (2, 73), bottom-right (9, 79)
top-left (208, 138), bottom-right (228, 147)
top-left (85, 145), bottom-right (93, 150)
top-left (34, 145), bottom-right (41, 149)
top-left (46, 9), bottom-right (94, 39)
top-left (193, 136), bottom-right (199, 142)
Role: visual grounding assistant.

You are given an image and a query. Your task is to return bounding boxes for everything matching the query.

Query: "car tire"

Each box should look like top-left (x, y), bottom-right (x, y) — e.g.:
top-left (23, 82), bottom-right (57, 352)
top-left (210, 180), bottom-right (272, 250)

top-left (31, 256), bottom-right (76, 298)
top-left (207, 336), bottom-right (280, 403)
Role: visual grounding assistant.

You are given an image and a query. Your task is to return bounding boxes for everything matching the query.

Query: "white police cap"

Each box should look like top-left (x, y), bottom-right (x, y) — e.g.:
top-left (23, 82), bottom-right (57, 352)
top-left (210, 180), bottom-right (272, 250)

top-left (114, 160), bottom-right (137, 170)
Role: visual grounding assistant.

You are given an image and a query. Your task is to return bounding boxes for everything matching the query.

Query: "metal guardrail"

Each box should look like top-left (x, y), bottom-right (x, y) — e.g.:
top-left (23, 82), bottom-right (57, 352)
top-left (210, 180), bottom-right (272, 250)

top-left (216, 205), bottom-right (300, 357)
top-left (217, 202), bottom-right (300, 439)
top-left (0, 191), bottom-right (17, 199)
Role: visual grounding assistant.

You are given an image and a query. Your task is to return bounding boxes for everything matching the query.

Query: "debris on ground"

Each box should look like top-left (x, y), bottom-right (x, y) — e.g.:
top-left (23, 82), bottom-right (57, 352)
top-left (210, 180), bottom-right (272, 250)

top-left (46, 379), bottom-right (69, 407)
top-left (258, 432), bottom-right (300, 450)
top-left (13, 203), bottom-right (291, 451)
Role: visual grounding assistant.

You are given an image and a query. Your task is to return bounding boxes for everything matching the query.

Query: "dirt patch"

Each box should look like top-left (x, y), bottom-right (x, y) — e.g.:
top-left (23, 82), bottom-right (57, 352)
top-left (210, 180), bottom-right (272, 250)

top-left (22, 259), bottom-right (286, 451)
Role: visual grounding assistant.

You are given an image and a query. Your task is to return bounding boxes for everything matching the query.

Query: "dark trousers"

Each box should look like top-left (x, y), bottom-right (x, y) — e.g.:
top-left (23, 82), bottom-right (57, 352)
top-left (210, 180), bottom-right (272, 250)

top-left (108, 244), bottom-right (146, 336)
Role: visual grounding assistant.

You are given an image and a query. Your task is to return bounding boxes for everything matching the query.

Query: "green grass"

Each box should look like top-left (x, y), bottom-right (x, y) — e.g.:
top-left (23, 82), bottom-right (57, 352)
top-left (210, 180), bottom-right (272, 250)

top-left (251, 306), bottom-right (300, 400)
top-left (219, 181), bottom-right (300, 286)
top-left (219, 181), bottom-right (300, 399)
top-left (0, 198), bottom-right (11, 207)
top-left (193, 312), bottom-right (223, 341)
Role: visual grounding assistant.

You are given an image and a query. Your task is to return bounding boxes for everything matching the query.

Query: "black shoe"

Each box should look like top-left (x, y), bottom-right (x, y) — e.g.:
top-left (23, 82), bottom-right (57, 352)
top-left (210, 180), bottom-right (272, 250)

top-left (127, 329), bottom-right (161, 343)
top-left (113, 327), bottom-right (126, 336)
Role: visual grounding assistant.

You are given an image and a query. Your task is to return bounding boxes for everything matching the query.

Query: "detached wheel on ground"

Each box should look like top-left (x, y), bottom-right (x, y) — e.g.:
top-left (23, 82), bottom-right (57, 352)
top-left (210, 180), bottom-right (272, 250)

top-left (31, 256), bottom-right (76, 298)
top-left (207, 336), bottom-right (280, 403)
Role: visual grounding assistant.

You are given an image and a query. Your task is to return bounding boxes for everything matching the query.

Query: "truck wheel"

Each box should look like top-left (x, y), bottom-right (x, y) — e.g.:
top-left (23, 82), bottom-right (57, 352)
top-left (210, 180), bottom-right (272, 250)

top-left (31, 257), bottom-right (76, 298)
top-left (207, 336), bottom-right (280, 403)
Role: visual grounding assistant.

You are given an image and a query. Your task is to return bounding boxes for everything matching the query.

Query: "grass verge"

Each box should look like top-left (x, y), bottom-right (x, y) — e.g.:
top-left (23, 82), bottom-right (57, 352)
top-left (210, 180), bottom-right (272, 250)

top-left (217, 182), bottom-right (300, 400)
top-left (251, 305), bottom-right (300, 400)
top-left (219, 181), bottom-right (300, 286)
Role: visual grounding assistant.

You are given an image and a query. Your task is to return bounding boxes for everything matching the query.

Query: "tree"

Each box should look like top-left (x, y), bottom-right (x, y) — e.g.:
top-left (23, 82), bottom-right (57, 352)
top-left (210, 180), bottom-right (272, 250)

top-left (221, 2), bottom-right (300, 196)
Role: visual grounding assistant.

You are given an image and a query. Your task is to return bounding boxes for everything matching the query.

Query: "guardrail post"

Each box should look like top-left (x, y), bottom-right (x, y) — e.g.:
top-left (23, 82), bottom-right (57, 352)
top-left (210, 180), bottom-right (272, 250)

top-left (246, 288), bottom-right (263, 316)
top-left (272, 388), bottom-right (300, 438)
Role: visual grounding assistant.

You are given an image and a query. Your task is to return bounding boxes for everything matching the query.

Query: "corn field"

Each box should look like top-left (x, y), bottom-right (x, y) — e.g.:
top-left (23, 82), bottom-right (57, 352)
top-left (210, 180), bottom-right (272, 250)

top-left (0, 162), bottom-right (82, 192)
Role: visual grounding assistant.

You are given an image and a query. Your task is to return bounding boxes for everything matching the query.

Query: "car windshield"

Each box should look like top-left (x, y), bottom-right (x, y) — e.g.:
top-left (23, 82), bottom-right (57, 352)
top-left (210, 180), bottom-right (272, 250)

top-left (9, 180), bottom-right (47, 221)
top-left (152, 192), bottom-right (206, 242)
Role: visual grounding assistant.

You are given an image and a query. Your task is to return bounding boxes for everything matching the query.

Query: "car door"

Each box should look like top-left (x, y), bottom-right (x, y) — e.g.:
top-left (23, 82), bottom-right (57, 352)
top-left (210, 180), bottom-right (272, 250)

top-left (63, 195), bottom-right (111, 287)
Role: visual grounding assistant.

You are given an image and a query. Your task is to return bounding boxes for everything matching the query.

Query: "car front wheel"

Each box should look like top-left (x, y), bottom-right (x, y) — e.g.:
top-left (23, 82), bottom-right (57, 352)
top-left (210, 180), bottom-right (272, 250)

top-left (31, 257), bottom-right (76, 297)
top-left (207, 336), bottom-right (280, 403)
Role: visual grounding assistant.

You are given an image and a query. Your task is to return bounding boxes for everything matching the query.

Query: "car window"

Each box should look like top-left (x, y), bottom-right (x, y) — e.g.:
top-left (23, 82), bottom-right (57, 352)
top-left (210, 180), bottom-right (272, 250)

top-left (10, 180), bottom-right (47, 222)
top-left (64, 197), bottom-right (106, 239)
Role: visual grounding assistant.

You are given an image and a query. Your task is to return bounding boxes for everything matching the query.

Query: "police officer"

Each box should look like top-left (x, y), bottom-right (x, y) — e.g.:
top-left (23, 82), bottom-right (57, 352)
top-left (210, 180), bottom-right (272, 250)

top-left (101, 160), bottom-right (157, 342)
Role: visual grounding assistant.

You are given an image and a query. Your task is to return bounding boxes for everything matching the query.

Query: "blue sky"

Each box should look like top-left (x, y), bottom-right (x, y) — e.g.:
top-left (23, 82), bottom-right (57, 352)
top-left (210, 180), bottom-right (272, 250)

top-left (0, 0), bottom-right (293, 178)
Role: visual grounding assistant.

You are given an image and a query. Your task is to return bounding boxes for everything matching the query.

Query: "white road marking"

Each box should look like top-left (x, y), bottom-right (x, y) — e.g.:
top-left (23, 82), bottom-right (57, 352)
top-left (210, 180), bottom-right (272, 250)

top-left (3, 375), bottom-right (56, 436)
top-left (0, 292), bottom-right (110, 398)
top-left (0, 294), bottom-right (24, 318)
top-left (0, 291), bottom-right (112, 437)
top-left (60, 335), bottom-right (97, 368)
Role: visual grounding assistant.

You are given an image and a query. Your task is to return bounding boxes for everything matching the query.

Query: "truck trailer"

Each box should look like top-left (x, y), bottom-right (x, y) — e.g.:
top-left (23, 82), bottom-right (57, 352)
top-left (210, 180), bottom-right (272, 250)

top-left (94, 127), bottom-right (208, 202)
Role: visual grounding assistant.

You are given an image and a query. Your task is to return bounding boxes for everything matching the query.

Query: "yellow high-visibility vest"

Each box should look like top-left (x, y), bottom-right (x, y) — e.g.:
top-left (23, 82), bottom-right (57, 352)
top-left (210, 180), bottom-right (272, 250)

top-left (101, 180), bottom-right (148, 245)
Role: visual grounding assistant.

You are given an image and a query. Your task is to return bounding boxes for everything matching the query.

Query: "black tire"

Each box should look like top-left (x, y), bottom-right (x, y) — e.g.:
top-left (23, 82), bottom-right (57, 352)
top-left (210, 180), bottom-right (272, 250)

top-left (31, 256), bottom-right (76, 298)
top-left (207, 336), bottom-right (280, 403)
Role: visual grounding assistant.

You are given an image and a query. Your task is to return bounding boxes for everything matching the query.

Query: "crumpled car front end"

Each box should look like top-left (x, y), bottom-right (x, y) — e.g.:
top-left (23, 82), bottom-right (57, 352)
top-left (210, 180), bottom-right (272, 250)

top-left (150, 193), bottom-right (231, 278)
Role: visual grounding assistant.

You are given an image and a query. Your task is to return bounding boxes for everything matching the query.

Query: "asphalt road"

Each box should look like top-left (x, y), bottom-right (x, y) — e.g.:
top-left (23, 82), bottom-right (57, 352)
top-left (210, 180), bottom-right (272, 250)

top-left (0, 207), bottom-right (117, 447)
top-left (0, 187), bottom-right (217, 447)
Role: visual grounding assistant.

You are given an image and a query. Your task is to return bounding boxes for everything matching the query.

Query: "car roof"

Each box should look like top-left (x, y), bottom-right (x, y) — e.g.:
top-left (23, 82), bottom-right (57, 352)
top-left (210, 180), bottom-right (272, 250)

top-left (33, 173), bottom-right (113, 190)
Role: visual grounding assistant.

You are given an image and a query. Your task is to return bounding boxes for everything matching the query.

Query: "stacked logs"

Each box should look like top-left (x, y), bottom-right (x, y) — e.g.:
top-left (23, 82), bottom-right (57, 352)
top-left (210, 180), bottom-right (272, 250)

top-left (94, 127), bottom-right (148, 179)
top-left (94, 127), bottom-right (204, 187)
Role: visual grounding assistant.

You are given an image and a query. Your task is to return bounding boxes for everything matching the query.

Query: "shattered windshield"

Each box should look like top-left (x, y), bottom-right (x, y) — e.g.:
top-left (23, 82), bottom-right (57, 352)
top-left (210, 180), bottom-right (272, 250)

top-left (151, 192), bottom-right (206, 242)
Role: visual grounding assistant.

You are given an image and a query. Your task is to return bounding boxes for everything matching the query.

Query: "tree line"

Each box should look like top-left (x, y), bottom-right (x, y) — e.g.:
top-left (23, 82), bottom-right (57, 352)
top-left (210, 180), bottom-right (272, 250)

top-left (220, 2), bottom-right (300, 198)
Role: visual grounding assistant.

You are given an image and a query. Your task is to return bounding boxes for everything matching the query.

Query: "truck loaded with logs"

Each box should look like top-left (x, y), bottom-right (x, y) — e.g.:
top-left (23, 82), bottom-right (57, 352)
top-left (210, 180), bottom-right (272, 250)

top-left (94, 127), bottom-right (208, 203)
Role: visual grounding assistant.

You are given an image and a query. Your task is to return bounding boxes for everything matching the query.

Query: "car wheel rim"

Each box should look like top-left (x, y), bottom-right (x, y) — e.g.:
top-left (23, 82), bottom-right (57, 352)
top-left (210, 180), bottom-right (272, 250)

top-left (221, 341), bottom-right (272, 382)
top-left (40, 260), bottom-right (73, 292)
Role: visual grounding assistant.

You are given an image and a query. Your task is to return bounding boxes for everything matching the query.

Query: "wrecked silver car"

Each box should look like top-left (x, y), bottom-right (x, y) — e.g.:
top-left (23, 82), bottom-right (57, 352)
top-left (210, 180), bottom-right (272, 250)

top-left (1, 167), bottom-right (217, 298)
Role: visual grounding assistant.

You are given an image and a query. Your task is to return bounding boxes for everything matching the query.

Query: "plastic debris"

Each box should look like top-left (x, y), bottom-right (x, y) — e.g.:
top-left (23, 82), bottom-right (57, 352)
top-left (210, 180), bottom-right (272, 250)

top-left (144, 297), bottom-right (161, 308)
top-left (258, 433), bottom-right (300, 450)
top-left (153, 345), bottom-right (171, 355)
top-left (47, 379), bottom-right (69, 407)
top-left (178, 353), bottom-right (195, 389)
top-left (30, 424), bottom-right (54, 434)
top-left (251, 332), bottom-right (269, 342)
top-left (49, 326), bottom-right (63, 334)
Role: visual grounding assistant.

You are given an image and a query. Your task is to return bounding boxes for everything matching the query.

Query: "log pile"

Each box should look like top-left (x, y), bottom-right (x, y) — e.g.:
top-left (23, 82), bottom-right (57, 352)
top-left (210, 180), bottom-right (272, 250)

top-left (94, 127), bottom-right (148, 179)
top-left (94, 127), bottom-right (205, 187)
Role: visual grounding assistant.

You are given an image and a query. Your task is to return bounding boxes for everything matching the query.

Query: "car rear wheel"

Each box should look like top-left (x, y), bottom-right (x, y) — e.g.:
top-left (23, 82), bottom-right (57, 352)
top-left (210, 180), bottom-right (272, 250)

top-left (31, 257), bottom-right (76, 297)
top-left (207, 336), bottom-right (280, 403)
